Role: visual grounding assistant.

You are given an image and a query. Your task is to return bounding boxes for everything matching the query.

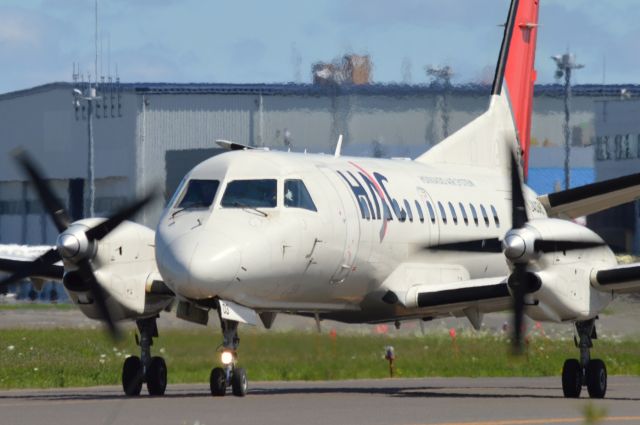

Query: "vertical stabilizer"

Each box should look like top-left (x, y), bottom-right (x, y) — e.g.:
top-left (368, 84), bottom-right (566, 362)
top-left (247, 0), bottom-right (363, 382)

top-left (415, 0), bottom-right (539, 175)
top-left (497, 0), bottom-right (539, 176)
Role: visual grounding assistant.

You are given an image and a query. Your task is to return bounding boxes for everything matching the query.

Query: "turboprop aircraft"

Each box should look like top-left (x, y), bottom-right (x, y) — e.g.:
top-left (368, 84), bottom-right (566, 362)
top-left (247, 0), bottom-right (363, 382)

top-left (3, 0), bottom-right (640, 400)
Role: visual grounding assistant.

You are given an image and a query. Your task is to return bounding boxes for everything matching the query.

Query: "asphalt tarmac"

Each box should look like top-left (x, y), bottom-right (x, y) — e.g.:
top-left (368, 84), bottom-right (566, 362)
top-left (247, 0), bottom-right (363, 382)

top-left (1, 377), bottom-right (640, 425)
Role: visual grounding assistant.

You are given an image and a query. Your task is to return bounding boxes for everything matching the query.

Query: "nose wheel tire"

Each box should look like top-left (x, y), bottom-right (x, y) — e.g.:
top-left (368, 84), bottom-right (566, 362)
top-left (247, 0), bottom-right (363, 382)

top-left (561, 359), bottom-right (582, 398)
top-left (231, 367), bottom-right (248, 397)
top-left (586, 359), bottom-right (607, 399)
top-left (146, 356), bottom-right (168, 396)
top-left (210, 367), bottom-right (227, 397)
top-left (122, 356), bottom-right (144, 396)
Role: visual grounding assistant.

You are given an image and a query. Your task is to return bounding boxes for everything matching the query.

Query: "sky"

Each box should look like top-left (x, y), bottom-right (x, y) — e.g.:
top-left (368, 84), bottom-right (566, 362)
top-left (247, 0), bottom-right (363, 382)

top-left (1, 0), bottom-right (639, 94)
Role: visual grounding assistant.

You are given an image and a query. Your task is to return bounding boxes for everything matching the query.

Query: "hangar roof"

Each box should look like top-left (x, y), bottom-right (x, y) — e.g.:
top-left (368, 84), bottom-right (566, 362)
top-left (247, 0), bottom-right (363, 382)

top-left (2, 82), bottom-right (640, 101)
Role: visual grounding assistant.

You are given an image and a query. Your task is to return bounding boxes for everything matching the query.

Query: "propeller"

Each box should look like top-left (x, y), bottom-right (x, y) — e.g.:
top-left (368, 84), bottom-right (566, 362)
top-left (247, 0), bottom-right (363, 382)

top-left (1, 150), bottom-right (156, 339)
top-left (506, 152), bottom-right (529, 355)
top-left (428, 152), bottom-right (604, 355)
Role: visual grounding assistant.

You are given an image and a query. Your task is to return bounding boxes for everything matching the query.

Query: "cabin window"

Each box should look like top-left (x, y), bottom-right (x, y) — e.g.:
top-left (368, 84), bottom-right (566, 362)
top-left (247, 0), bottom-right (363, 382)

top-left (448, 202), bottom-right (458, 225)
top-left (490, 205), bottom-right (500, 227)
top-left (469, 204), bottom-right (479, 226)
top-left (176, 179), bottom-right (220, 209)
top-left (221, 179), bottom-right (277, 208)
top-left (426, 201), bottom-right (436, 224)
top-left (459, 202), bottom-right (469, 225)
top-left (284, 179), bottom-right (317, 212)
top-left (480, 204), bottom-right (490, 227)
top-left (437, 202), bottom-right (447, 224)
top-left (414, 200), bottom-right (424, 223)
top-left (403, 200), bottom-right (413, 222)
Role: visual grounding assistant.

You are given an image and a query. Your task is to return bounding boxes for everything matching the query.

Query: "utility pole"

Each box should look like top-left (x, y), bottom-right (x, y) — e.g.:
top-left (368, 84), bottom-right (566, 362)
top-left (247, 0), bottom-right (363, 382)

top-left (73, 86), bottom-right (101, 218)
top-left (426, 65), bottom-right (453, 139)
top-left (551, 53), bottom-right (584, 190)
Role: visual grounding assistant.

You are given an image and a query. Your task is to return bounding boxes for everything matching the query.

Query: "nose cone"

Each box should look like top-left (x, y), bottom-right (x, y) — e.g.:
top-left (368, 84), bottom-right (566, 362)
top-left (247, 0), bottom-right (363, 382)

top-left (503, 234), bottom-right (526, 261)
top-left (156, 232), bottom-right (240, 298)
top-left (57, 233), bottom-right (80, 258)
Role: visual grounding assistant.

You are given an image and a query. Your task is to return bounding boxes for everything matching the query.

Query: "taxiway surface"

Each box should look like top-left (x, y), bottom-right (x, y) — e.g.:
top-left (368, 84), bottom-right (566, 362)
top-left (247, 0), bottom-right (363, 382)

top-left (1, 377), bottom-right (640, 425)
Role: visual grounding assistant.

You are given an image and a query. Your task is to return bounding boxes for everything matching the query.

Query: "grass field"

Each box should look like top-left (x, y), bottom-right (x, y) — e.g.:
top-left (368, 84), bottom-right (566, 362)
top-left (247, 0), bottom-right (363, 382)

top-left (0, 328), bottom-right (639, 389)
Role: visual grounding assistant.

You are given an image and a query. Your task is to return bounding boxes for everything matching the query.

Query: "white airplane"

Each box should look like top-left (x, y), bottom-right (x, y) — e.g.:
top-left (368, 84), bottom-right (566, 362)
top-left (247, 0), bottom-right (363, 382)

top-left (2, 0), bottom-right (640, 400)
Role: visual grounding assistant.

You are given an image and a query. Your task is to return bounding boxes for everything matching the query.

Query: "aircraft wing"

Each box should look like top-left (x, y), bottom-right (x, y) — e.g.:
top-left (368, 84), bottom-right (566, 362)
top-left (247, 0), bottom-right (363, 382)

top-left (591, 262), bottom-right (640, 294)
top-left (0, 245), bottom-right (63, 282)
top-left (538, 172), bottom-right (640, 219)
top-left (393, 276), bottom-right (511, 330)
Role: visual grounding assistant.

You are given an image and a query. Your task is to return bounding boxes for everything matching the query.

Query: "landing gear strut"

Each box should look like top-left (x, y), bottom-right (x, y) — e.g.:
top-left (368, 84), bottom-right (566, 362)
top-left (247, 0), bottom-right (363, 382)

top-left (210, 314), bottom-right (248, 397)
top-left (561, 319), bottom-right (607, 399)
top-left (122, 317), bottom-right (167, 396)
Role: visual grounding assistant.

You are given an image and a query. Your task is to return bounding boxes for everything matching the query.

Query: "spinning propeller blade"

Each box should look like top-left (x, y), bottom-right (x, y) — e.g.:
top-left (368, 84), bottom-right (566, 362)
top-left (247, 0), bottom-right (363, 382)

top-left (0, 248), bottom-right (61, 287)
top-left (13, 149), bottom-right (71, 233)
top-left (508, 151), bottom-right (527, 354)
top-left (85, 192), bottom-right (156, 242)
top-left (7, 150), bottom-right (155, 340)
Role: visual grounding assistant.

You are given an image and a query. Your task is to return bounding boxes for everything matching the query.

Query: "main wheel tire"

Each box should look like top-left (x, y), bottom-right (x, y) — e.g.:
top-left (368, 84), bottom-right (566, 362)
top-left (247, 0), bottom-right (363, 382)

top-left (122, 356), bottom-right (144, 396)
top-left (562, 358), bottom-right (582, 398)
top-left (586, 359), bottom-right (607, 399)
top-left (231, 367), bottom-right (248, 397)
top-left (146, 356), bottom-right (168, 396)
top-left (210, 367), bottom-right (226, 397)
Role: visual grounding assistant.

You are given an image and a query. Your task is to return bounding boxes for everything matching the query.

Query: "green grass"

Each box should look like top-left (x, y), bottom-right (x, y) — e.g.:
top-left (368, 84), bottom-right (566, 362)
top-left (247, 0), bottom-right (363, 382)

top-left (0, 328), bottom-right (639, 389)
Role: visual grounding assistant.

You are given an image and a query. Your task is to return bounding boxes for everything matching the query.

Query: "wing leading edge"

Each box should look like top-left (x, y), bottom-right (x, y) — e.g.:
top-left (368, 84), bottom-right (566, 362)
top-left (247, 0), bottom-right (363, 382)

top-left (538, 172), bottom-right (640, 219)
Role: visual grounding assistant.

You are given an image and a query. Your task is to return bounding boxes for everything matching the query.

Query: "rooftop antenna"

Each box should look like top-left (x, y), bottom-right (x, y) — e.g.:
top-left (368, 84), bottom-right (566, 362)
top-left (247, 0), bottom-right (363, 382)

top-left (291, 43), bottom-right (302, 83)
top-left (100, 30), bottom-right (105, 84)
top-left (94, 0), bottom-right (98, 88)
top-left (107, 32), bottom-right (111, 82)
top-left (401, 57), bottom-right (412, 84)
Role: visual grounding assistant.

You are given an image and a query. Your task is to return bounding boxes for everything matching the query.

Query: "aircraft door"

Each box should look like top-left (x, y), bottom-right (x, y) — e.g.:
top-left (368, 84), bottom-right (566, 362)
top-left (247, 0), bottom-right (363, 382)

top-left (418, 187), bottom-right (440, 246)
top-left (317, 167), bottom-right (361, 284)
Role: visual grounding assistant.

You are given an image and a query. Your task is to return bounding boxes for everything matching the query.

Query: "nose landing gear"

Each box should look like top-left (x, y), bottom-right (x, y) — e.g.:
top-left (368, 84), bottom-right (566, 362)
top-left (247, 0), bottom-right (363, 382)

top-left (122, 317), bottom-right (168, 396)
top-left (210, 317), bottom-right (248, 397)
top-left (561, 319), bottom-right (607, 399)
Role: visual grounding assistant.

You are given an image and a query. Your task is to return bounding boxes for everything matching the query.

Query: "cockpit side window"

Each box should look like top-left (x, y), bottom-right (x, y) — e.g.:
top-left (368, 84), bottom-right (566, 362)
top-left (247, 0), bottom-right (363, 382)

top-left (284, 179), bottom-right (317, 212)
top-left (176, 179), bottom-right (220, 209)
top-left (221, 179), bottom-right (277, 208)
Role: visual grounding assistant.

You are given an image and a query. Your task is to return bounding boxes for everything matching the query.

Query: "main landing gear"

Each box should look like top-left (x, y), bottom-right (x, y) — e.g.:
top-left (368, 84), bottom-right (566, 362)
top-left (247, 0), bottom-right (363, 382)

top-left (122, 317), bottom-right (168, 396)
top-left (210, 316), bottom-right (248, 397)
top-left (561, 319), bottom-right (607, 399)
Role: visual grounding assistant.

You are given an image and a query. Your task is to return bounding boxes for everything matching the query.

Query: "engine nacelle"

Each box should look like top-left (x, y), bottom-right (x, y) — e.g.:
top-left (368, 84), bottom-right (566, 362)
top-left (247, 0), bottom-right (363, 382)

top-left (521, 219), bottom-right (616, 322)
top-left (63, 219), bottom-right (173, 321)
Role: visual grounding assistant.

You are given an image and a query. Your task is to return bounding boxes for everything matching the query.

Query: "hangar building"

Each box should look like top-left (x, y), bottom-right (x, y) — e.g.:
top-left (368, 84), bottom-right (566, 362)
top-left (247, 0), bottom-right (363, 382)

top-left (0, 81), bottom-right (635, 252)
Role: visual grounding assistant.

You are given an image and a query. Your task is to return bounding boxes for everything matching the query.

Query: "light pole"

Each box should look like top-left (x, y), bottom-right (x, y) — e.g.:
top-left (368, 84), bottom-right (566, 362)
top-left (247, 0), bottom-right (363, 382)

top-left (551, 53), bottom-right (584, 190)
top-left (73, 86), bottom-right (101, 217)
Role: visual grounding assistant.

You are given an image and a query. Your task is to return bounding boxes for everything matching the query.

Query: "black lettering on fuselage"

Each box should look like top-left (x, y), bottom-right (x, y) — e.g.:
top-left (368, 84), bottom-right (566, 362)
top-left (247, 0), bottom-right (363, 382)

top-left (374, 172), bottom-right (405, 221)
top-left (358, 172), bottom-right (382, 220)
top-left (337, 171), bottom-right (372, 219)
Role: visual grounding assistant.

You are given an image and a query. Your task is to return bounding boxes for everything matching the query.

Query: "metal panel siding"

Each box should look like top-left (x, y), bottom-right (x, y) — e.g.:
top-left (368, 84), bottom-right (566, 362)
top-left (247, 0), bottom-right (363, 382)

top-left (0, 87), bottom-right (138, 182)
top-left (257, 95), bottom-right (333, 150)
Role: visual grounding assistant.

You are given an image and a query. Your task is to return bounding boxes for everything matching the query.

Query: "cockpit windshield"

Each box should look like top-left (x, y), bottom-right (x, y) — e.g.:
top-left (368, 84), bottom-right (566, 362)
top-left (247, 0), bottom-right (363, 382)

top-left (221, 179), bottom-right (277, 208)
top-left (176, 179), bottom-right (220, 209)
top-left (284, 179), bottom-right (317, 211)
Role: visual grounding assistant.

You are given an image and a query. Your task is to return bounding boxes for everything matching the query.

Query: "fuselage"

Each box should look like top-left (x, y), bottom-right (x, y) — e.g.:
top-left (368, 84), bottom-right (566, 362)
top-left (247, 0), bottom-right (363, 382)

top-left (155, 149), bottom-right (613, 323)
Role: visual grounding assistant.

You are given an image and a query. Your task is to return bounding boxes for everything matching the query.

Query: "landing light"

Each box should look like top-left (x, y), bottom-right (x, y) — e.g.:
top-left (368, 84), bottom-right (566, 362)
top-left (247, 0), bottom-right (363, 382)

top-left (221, 350), bottom-right (234, 365)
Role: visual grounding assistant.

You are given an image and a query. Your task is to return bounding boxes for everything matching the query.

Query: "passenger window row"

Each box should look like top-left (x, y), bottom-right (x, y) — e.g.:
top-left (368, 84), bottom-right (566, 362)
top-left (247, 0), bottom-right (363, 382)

top-left (423, 200), bottom-right (500, 228)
